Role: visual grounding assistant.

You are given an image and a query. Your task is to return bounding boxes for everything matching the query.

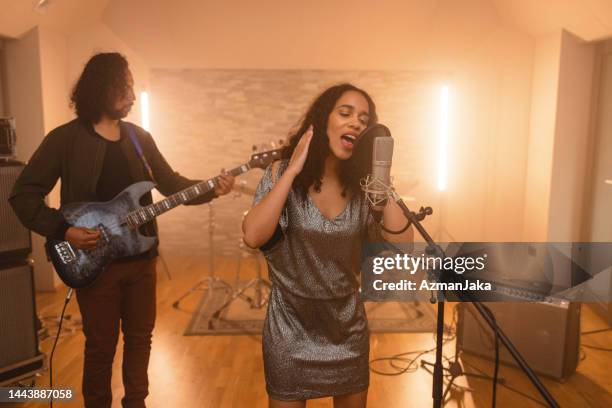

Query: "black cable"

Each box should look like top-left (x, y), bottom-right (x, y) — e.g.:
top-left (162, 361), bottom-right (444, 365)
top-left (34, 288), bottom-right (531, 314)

top-left (370, 305), bottom-right (457, 377)
top-left (370, 347), bottom-right (438, 376)
top-left (579, 326), bottom-right (612, 351)
top-left (461, 358), bottom-right (548, 407)
top-left (493, 326), bottom-right (500, 408)
top-left (461, 303), bottom-right (557, 407)
top-left (420, 357), bottom-right (476, 404)
top-left (381, 219), bottom-right (411, 235)
top-left (369, 302), bottom-right (457, 377)
top-left (579, 347), bottom-right (587, 362)
top-left (370, 329), bottom-right (455, 376)
top-left (49, 288), bottom-right (73, 408)
top-left (479, 304), bottom-right (500, 408)
top-left (371, 303), bottom-right (544, 406)
top-left (371, 303), bottom-right (545, 406)
top-left (581, 344), bottom-right (612, 352)
top-left (580, 327), bottom-right (611, 335)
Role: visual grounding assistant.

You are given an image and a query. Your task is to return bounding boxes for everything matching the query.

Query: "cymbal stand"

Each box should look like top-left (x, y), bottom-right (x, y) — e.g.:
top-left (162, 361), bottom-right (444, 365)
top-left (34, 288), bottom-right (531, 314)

top-left (208, 240), bottom-right (272, 329)
top-left (172, 203), bottom-right (233, 308)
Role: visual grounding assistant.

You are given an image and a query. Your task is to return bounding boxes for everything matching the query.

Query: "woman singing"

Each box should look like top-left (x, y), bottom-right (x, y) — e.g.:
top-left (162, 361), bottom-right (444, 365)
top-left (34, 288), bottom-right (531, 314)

top-left (243, 83), bottom-right (413, 408)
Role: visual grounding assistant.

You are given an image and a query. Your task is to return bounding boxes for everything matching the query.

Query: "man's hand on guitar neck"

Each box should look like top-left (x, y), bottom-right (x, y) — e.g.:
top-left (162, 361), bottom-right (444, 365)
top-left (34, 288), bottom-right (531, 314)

top-left (213, 169), bottom-right (235, 197)
top-left (65, 226), bottom-right (101, 250)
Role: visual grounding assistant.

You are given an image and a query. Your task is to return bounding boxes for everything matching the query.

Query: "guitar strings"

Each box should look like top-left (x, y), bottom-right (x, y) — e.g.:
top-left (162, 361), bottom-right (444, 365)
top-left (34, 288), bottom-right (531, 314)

top-left (62, 152), bottom-right (280, 237)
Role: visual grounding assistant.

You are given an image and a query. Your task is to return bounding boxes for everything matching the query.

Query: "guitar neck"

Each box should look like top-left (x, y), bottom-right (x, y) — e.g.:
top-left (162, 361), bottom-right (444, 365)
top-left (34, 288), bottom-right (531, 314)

top-left (124, 163), bottom-right (251, 227)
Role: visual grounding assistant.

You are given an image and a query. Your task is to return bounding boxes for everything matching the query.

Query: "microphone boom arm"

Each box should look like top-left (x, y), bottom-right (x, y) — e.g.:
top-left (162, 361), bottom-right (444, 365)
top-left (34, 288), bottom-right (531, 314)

top-left (381, 187), bottom-right (560, 408)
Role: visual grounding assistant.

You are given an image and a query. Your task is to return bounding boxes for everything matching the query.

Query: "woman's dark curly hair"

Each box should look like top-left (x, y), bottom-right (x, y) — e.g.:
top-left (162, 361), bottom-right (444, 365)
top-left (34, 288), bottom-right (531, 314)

top-left (70, 53), bottom-right (129, 123)
top-left (281, 83), bottom-right (378, 199)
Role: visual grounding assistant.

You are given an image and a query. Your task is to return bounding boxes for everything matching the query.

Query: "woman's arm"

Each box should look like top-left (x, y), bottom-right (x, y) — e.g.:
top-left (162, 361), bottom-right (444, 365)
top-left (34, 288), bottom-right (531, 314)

top-left (242, 163), bottom-right (295, 248)
top-left (242, 125), bottom-right (313, 248)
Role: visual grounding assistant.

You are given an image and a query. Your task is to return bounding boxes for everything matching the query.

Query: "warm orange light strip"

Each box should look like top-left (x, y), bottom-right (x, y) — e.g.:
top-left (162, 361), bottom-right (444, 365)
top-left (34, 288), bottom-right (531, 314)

top-left (437, 86), bottom-right (449, 191)
top-left (140, 91), bottom-right (150, 131)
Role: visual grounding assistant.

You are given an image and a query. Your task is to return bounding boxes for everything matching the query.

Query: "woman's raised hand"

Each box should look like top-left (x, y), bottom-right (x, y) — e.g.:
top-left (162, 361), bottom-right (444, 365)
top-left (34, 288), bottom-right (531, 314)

top-left (287, 125), bottom-right (313, 177)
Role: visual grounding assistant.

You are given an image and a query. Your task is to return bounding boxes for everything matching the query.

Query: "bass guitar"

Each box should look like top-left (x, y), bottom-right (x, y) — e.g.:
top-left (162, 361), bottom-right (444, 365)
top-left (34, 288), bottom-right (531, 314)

top-left (46, 147), bottom-right (281, 288)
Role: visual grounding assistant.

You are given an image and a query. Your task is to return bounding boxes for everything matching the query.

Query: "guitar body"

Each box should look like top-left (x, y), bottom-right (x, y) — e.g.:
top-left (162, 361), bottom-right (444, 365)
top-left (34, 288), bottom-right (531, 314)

top-left (46, 181), bottom-right (158, 288)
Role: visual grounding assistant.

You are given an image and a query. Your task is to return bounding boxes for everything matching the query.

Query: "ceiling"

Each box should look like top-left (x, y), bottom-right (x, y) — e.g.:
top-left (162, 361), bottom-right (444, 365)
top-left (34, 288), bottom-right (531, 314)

top-left (0, 0), bottom-right (109, 38)
top-left (493, 0), bottom-right (612, 41)
top-left (1, 0), bottom-right (611, 58)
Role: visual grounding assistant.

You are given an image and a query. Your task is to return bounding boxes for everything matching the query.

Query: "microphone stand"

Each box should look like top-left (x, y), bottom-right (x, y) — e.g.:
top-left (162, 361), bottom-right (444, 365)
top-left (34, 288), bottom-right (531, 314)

top-left (386, 189), bottom-right (560, 408)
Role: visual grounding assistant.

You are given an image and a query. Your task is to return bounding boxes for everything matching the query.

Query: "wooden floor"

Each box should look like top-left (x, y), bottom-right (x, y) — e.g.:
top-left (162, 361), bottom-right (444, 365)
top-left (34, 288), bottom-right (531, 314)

top-left (13, 254), bottom-right (612, 408)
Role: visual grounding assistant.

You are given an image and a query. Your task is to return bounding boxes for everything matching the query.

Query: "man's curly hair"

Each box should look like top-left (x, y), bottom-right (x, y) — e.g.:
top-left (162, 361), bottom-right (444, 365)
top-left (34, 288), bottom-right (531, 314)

top-left (281, 83), bottom-right (378, 199)
top-left (70, 53), bottom-right (129, 123)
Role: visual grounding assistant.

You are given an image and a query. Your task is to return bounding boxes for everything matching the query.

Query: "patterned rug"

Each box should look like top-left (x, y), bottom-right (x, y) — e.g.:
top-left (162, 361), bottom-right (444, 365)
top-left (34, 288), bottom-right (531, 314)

top-left (184, 283), bottom-right (437, 335)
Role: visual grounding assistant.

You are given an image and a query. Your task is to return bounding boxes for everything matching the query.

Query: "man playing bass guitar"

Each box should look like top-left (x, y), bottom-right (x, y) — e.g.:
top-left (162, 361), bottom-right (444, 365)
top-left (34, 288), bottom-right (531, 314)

top-left (9, 52), bottom-right (234, 408)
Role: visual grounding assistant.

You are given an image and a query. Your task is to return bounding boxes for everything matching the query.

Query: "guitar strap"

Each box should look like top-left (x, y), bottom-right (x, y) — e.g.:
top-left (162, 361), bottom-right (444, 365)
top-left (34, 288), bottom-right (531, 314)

top-left (125, 123), bottom-right (157, 184)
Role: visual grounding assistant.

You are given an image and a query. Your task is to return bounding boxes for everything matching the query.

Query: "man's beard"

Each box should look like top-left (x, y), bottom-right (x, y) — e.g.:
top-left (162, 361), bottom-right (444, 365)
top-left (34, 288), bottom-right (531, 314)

top-left (105, 105), bottom-right (131, 120)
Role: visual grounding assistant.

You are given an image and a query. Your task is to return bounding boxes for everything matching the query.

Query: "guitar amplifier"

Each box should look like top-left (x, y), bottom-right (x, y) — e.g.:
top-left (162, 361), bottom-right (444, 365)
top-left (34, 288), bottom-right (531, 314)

top-left (0, 159), bottom-right (31, 264)
top-left (0, 261), bottom-right (45, 385)
top-left (456, 301), bottom-right (581, 381)
top-left (0, 118), bottom-right (16, 157)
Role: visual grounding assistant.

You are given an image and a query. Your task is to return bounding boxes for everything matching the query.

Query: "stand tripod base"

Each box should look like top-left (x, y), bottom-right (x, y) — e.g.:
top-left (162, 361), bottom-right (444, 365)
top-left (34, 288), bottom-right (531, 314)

top-left (421, 358), bottom-right (495, 401)
top-left (172, 277), bottom-right (233, 309)
top-left (39, 314), bottom-right (82, 340)
top-left (208, 277), bottom-right (272, 330)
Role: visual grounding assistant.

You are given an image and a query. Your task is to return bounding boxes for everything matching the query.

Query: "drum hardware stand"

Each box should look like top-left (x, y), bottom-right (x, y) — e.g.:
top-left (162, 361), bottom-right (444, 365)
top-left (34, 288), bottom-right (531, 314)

top-left (156, 249), bottom-right (172, 280)
top-left (39, 313), bottom-right (81, 341)
top-left (172, 203), bottom-right (234, 308)
top-left (208, 241), bottom-right (272, 329)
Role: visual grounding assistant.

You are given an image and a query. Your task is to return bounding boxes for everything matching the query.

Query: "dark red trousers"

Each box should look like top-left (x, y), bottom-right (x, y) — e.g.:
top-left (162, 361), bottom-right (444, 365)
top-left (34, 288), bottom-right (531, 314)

top-left (76, 258), bottom-right (157, 408)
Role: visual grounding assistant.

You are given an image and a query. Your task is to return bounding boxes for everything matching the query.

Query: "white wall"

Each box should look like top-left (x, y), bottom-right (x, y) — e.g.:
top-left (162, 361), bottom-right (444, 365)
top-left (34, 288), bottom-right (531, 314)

top-left (587, 42), bottom-right (612, 242)
top-left (522, 32), bottom-right (561, 241)
top-left (584, 40), bottom-right (612, 323)
top-left (38, 26), bottom-right (72, 134)
top-left (4, 28), bottom-right (45, 163)
top-left (547, 30), bottom-right (595, 241)
top-left (4, 27), bottom-right (59, 291)
top-left (522, 30), bottom-right (597, 242)
top-left (0, 40), bottom-right (5, 116)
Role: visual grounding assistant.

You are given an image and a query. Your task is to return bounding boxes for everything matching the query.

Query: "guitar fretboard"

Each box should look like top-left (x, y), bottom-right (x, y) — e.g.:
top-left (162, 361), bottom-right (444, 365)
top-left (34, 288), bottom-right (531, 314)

top-left (122, 164), bottom-right (250, 227)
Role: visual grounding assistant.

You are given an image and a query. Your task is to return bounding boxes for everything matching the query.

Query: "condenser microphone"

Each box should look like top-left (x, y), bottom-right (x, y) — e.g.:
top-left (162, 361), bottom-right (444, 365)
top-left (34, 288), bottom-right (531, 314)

top-left (359, 124), bottom-right (393, 212)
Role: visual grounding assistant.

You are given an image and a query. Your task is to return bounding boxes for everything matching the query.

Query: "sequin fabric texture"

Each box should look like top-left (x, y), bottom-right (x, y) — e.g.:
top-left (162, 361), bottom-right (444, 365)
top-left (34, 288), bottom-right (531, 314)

top-left (253, 160), bottom-right (380, 400)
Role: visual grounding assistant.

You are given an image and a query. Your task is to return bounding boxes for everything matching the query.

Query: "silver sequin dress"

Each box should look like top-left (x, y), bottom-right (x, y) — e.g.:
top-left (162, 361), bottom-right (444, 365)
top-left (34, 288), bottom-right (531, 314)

top-left (253, 161), bottom-right (381, 401)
